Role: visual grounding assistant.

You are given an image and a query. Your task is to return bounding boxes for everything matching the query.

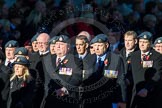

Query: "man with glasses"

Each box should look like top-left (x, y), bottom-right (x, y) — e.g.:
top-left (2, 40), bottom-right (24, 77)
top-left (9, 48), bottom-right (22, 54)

top-left (30, 32), bottom-right (50, 108)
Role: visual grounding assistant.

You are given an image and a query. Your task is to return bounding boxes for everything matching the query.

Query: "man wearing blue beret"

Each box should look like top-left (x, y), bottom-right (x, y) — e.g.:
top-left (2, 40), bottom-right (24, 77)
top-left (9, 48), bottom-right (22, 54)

top-left (14, 47), bottom-right (29, 59)
top-left (153, 37), bottom-right (162, 54)
top-left (130, 31), bottom-right (162, 108)
top-left (4, 40), bottom-right (19, 68)
top-left (41, 35), bottom-right (83, 108)
top-left (48, 36), bottom-right (59, 55)
top-left (31, 33), bottom-right (39, 53)
top-left (82, 34), bottom-right (126, 108)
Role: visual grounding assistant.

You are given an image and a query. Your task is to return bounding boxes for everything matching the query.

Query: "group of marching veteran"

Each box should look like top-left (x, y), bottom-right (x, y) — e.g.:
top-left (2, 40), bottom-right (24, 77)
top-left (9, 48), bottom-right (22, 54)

top-left (0, 30), bottom-right (162, 108)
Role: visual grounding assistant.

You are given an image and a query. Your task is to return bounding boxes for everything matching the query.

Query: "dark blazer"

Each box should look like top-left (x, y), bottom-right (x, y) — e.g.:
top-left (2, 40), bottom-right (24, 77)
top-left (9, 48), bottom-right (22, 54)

top-left (29, 52), bottom-right (47, 108)
top-left (0, 64), bottom-right (12, 108)
top-left (7, 76), bottom-right (35, 108)
top-left (120, 46), bottom-right (139, 108)
top-left (82, 52), bottom-right (126, 108)
top-left (75, 52), bottom-right (96, 81)
top-left (41, 53), bottom-right (83, 108)
top-left (130, 49), bottom-right (162, 108)
top-left (120, 46), bottom-right (139, 86)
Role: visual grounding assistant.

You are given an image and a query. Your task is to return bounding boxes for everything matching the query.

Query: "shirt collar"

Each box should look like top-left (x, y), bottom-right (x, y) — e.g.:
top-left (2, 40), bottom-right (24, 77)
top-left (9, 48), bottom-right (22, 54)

top-left (5, 58), bottom-right (15, 66)
top-left (39, 50), bottom-right (49, 55)
top-left (141, 51), bottom-right (149, 56)
top-left (79, 51), bottom-right (88, 59)
top-left (57, 55), bottom-right (66, 62)
top-left (97, 53), bottom-right (107, 63)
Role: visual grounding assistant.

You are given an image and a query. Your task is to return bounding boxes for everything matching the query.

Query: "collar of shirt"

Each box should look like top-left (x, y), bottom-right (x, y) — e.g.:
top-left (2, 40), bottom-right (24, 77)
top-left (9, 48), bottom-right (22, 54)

top-left (126, 49), bottom-right (135, 57)
top-left (97, 53), bottom-right (107, 63)
top-left (39, 50), bottom-right (49, 55)
top-left (79, 51), bottom-right (87, 59)
top-left (141, 51), bottom-right (149, 56)
top-left (56, 55), bottom-right (66, 63)
top-left (5, 58), bottom-right (15, 66)
top-left (141, 51), bottom-right (150, 60)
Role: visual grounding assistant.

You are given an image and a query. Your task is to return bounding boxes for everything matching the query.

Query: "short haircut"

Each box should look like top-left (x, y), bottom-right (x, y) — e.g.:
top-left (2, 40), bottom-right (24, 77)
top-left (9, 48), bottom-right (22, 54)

top-left (124, 31), bottom-right (137, 39)
top-left (76, 35), bottom-right (89, 44)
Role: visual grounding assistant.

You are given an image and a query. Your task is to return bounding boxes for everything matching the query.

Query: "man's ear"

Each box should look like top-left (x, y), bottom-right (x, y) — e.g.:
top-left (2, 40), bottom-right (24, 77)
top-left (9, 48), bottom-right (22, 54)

top-left (105, 42), bottom-right (109, 49)
top-left (135, 39), bottom-right (138, 44)
top-left (86, 43), bottom-right (89, 49)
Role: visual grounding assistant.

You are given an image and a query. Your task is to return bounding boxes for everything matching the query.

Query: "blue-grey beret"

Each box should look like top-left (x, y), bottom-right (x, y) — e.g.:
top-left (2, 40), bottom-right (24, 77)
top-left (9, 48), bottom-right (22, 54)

top-left (154, 37), bottom-right (162, 45)
top-left (5, 40), bottom-right (19, 48)
top-left (13, 56), bottom-right (30, 67)
top-left (90, 34), bottom-right (108, 44)
top-left (49, 36), bottom-right (59, 44)
top-left (138, 31), bottom-right (152, 40)
top-left (31, 33), bottom-right (39, 43)
top-left (56, 35), bottom-right (70, 43)
top-left (15, 47), bottom-right (28, 56)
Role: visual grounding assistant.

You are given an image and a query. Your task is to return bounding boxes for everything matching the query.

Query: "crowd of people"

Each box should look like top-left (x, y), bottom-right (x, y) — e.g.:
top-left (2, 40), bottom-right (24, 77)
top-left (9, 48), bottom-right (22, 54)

top-left (0, 30), bottom-right (162, 108)
top-left (0, 0), bottom-right (162, 108)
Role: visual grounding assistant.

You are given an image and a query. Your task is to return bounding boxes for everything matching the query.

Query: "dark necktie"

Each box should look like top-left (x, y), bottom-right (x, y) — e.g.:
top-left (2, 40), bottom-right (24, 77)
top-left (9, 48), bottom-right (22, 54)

top-left (142, 54), bottom-right (146, 60)
top-left (79, 56), bottom-right (82, 60)
top-left (7, 61), bottom-right (12, 68)
top-left (56, 58), bottom-right (61, 66)
top-left (97, 57), bottom-right (103, 72)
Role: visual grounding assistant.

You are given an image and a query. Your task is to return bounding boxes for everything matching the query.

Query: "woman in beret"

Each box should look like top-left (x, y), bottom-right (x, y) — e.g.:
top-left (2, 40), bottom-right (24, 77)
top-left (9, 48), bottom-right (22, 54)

top-left (7, 56), bottom-right (35, 108)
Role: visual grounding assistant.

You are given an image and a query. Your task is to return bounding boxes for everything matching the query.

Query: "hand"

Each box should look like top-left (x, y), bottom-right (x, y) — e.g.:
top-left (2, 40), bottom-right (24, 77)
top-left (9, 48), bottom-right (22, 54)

top-left (55, 87), bottom-right (69, 96)
top-left (117, 102), bottom-right (126, 108)
top-left (137, 88), bottom-right (148, 97)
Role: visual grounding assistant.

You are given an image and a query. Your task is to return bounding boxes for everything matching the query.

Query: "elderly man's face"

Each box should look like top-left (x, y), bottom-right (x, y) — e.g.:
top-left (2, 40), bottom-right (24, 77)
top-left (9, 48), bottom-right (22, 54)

top-left (37, 33), bottom-right (50, 52)
top-left (54, 42), bottom-right (70, 57)
top-left (139, 39), bottom-right (151, 53)
top-left (154, 43), bottom-right (162, 54)
top-left (75, 39), bottom-right (88, 55)
top-left (5, 47), bottom-right (15, 59)
top-left (93, 42), bottom-right (108, 56)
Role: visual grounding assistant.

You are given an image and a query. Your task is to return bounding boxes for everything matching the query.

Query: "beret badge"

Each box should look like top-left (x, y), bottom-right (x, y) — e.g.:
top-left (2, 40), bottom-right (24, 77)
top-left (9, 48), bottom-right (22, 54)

top-left (98, 39), bottom-right (102, 42)
top-left (18, 51), bottom-right (22, 55)
top-left (158, 40), bottom-right (161, 43)
top-left (16, 58), bottom-right (20, 62)
top-left (52, 40), bottom-right (56, 43)
top-left (8, 44), bottom-right (12, 47)
top-left (59, 37), bottom-right (63, 41)
top-left (143, 35), bottom-right (147, 39)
